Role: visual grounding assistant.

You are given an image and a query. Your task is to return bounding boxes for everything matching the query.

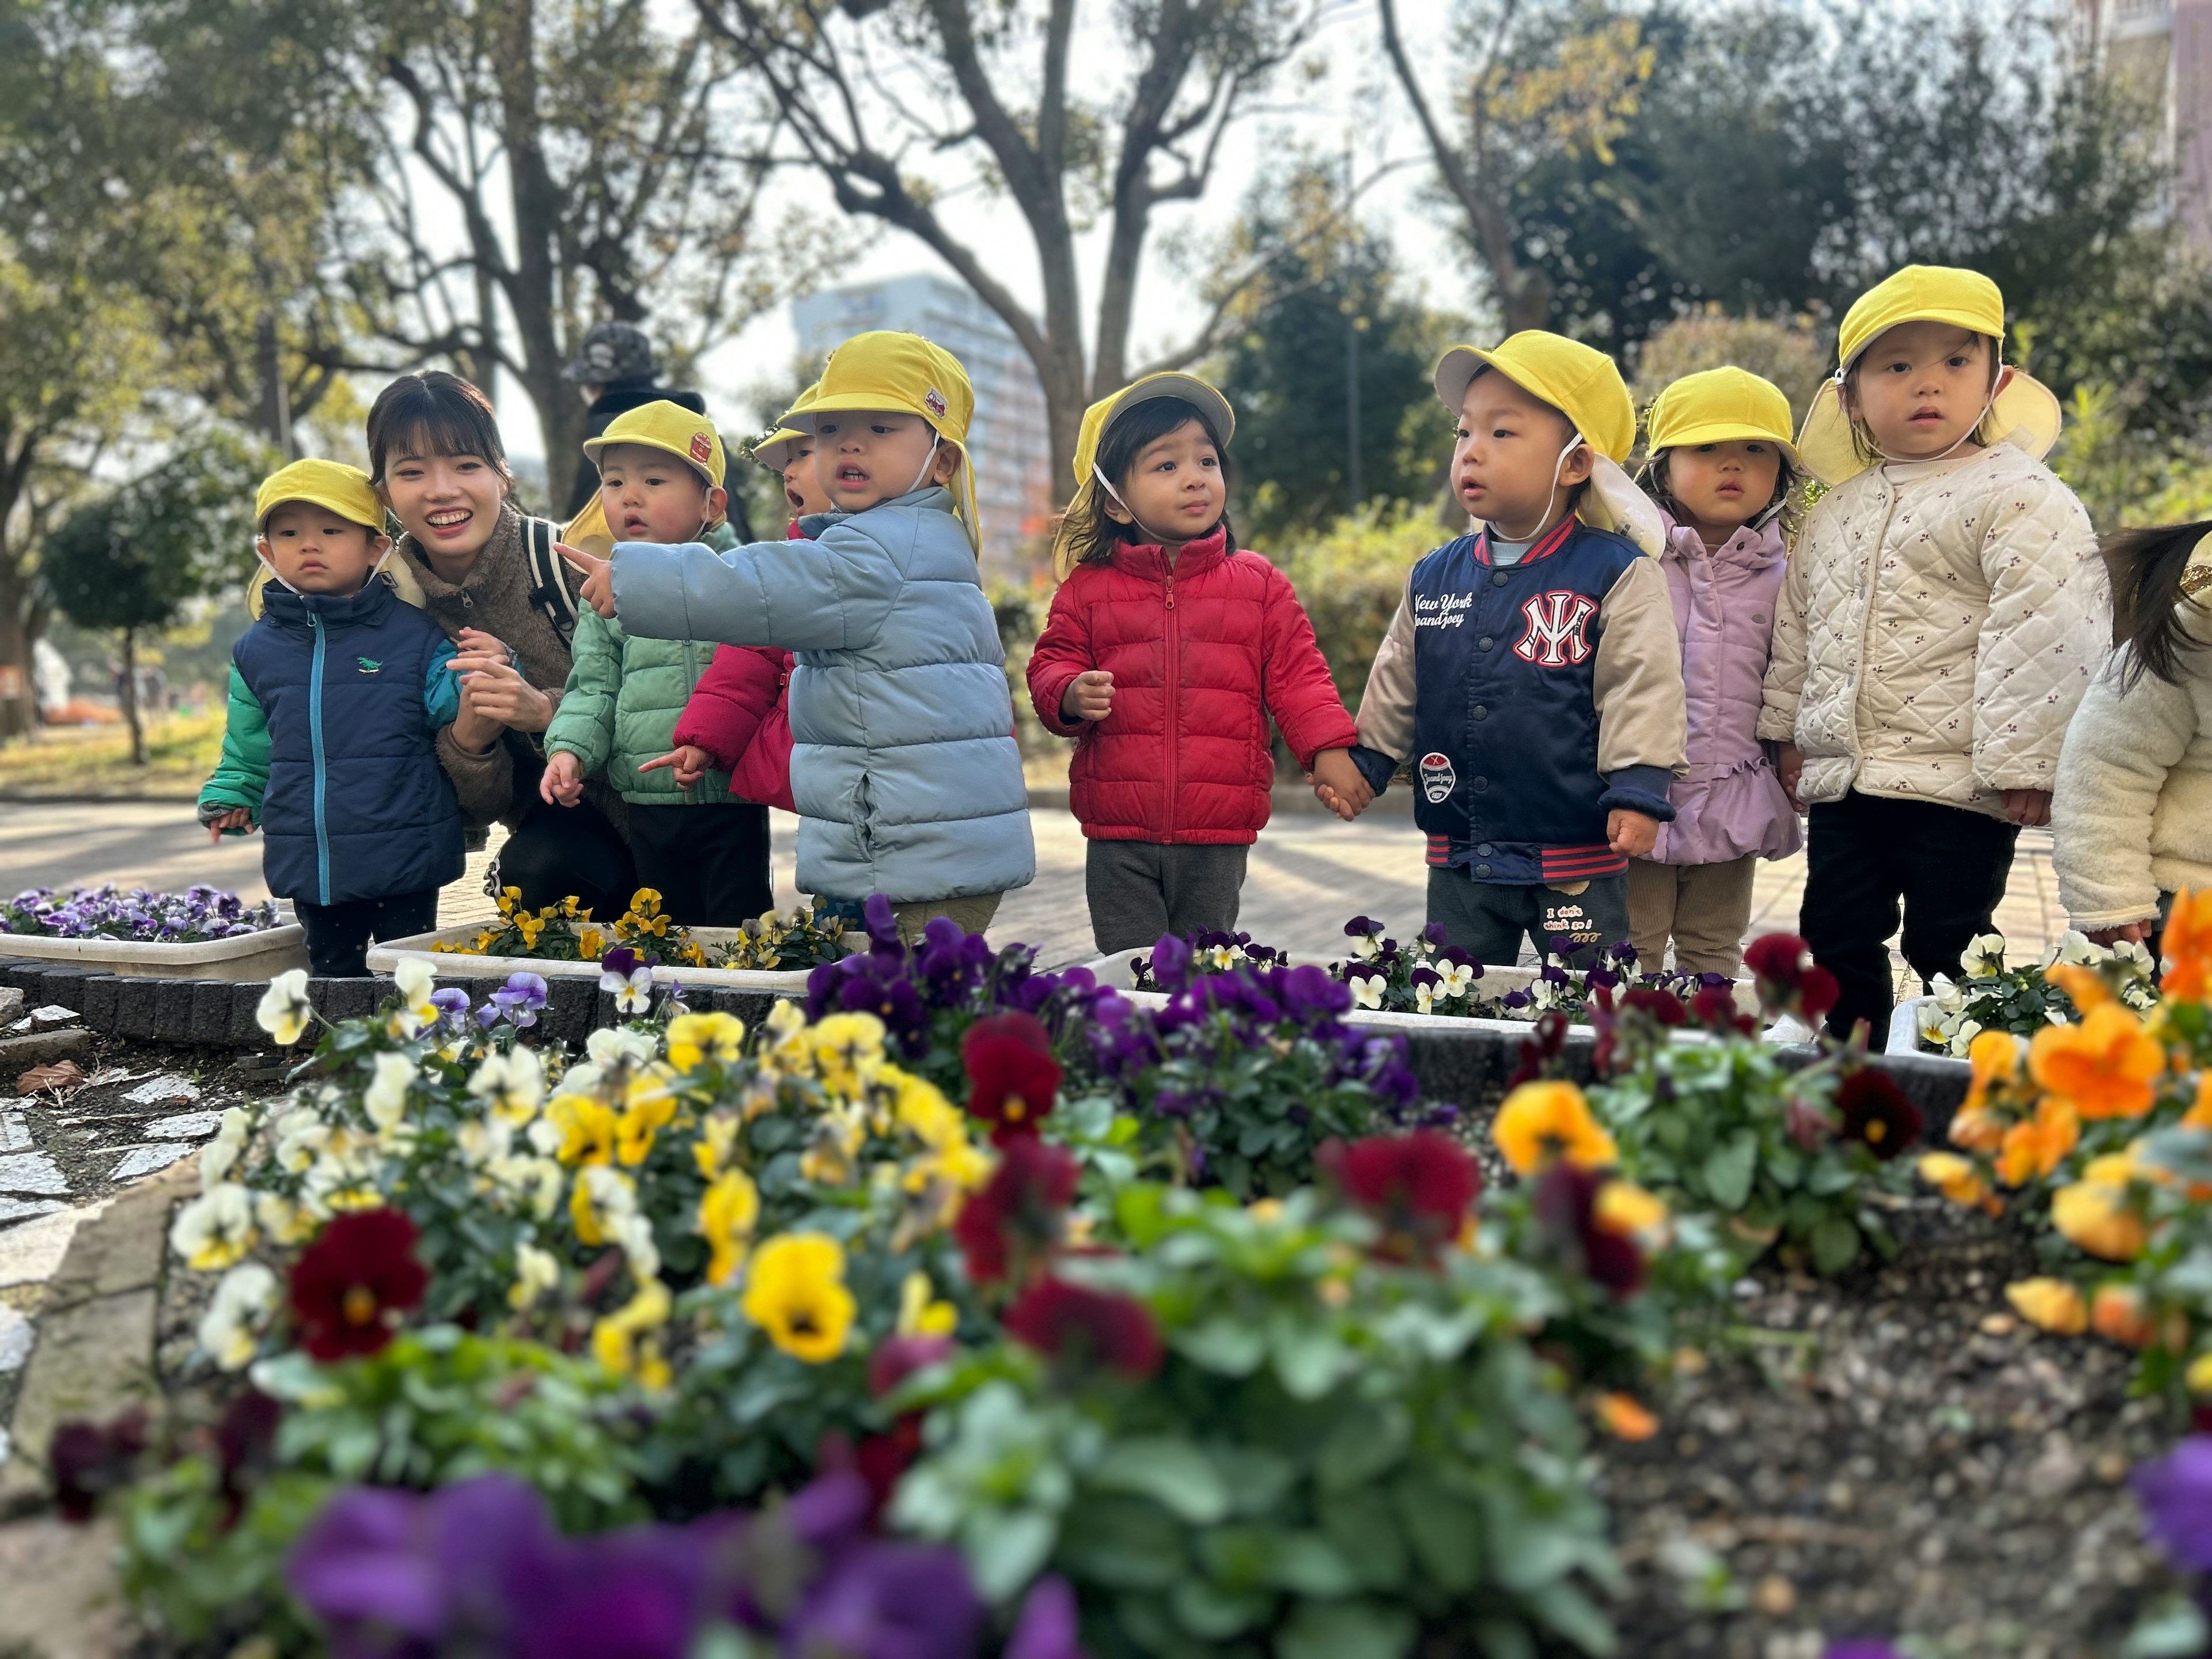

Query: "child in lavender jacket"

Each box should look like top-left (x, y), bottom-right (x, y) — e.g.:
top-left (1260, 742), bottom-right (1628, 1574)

top-left (1628, 369), bottom-right (1803, 975)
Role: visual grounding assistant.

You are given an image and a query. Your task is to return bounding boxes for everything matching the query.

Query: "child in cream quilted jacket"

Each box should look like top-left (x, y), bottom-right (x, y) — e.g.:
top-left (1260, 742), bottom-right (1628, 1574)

top-left (1758, 267), bottom-right (2105, 1041)
top-left (2054, 521), bottom-right (2212, 950)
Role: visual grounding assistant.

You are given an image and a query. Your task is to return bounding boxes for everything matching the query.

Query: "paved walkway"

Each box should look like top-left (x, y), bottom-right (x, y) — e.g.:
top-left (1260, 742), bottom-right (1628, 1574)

top-left (6, 799), bottom-right (2070, 982)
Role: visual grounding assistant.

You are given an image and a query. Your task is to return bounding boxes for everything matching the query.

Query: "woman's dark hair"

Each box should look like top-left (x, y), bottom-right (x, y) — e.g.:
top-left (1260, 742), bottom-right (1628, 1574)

top-left (1641, 446), bottom-right (1805, 541)
top-left (366, 370), bottom-right (512, 487)
top-left (2107, 519), bottom-right (2212, 690)
top-left (1074, 396), bottom-right (1234, 565)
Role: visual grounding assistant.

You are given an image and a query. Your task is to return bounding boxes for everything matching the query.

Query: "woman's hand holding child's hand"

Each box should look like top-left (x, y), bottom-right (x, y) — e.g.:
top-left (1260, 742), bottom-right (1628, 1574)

top-left (1308, 749), bottom-right (1373, 823)
top-left (638, 745), bottom-right (712, 791)
top-left (540, 750), bottom-right (586, 808)
top-left (1062, 669), bottom-right (1114, 723)
top-left (2086, 919), bottom-right (2156, 946)
top-left (2001, 788), bottom-right (2052, 828)
top-left (450, 627), bottom-right (555, 734)
top-left (1607, 808), bottom-right (1660, 858)
top-left (206, 806), bottom-right (254, 843)
top-left (555, 543), bottom-right (618, 620)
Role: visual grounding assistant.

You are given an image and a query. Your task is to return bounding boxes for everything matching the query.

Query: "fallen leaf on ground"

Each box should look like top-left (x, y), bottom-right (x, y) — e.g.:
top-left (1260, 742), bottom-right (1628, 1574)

top-left (16, 1060), bottom-right (85, 1095)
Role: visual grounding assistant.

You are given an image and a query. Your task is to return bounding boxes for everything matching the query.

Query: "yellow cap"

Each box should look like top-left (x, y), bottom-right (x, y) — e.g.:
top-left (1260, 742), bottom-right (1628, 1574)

top-left (752, 382), bottom-right (822, 474)
top-left (562, 492), bottom-right (613, 562)
top-left (1051, 373), bottom-right (1236, 579)
top-left (583, 399), bottom-right (726, 491)
top-left (782, 332), bottom-right (980, 550)
top-left (1643, 368), bottom-right (1800, 469)
top-left (1797, 264), bottom-right (2062, 485)
top-left (1433, 332), bottom-right (1636, 464)
top-left (255, 459), bottom-right (382, 535)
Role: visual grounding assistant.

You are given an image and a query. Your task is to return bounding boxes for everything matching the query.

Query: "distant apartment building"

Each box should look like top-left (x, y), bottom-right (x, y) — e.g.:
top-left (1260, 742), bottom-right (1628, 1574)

top-left (791, 275), bottom-right (1056, 582)
top-left (2075, 0), bottom-right (2212, 249)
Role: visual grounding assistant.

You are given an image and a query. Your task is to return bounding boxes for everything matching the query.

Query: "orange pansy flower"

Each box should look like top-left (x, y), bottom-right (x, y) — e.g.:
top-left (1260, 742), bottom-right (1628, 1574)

top-left (1995, 1097), bottom-right (2080, 1187)
top-left (2029, 1003), bottom-right (2164, 1120)
top-left (2163, 888), bottom-right (2212, 1002)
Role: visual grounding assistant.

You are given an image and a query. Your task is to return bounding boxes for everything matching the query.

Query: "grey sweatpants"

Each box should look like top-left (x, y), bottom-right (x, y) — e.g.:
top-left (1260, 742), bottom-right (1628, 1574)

top-left (1086, 840), bottom-right (1251, 955)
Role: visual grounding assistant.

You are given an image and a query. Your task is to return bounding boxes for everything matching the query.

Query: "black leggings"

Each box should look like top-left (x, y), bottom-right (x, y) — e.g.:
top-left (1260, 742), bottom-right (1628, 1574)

top-left (494, 799), bottom-right (639, 922)
top-left (296, 889), bottom-right (441, 978)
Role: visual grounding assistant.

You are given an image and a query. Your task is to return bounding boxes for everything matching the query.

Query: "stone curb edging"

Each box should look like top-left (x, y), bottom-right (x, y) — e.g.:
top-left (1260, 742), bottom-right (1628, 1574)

top-left (0, 1155), bottom-right (201, 1517)
top-left (0, 959), bottom-right (785, 1052)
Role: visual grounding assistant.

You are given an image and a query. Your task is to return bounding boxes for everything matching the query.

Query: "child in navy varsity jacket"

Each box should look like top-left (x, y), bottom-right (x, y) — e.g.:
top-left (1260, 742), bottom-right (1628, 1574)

top-left (199, 460), bottom-right (469, 976)
top-left (1340, 333), bottom-right (1687, 967)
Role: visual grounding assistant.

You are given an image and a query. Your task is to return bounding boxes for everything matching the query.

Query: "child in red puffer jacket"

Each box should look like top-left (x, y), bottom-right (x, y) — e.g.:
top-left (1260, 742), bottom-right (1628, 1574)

top-left (1027, 374), bottom-right (1369, 954)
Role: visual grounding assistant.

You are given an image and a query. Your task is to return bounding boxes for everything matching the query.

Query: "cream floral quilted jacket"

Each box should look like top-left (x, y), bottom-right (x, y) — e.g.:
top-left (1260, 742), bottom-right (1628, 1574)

top-left (1757, 443), bottom-right (2107, 819)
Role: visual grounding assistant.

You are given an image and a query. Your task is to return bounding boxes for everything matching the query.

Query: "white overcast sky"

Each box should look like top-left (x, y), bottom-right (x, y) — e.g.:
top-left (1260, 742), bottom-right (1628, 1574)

top-left (487, 0), bottom-right (1465, 463)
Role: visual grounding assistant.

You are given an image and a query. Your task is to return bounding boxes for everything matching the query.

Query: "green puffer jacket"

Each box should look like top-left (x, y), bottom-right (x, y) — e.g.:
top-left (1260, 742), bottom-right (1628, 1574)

top-left (543, 526), bottom-right (753, 806)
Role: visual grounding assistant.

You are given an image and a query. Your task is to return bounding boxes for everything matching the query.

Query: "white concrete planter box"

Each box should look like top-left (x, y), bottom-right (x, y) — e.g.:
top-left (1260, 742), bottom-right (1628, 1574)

top-left (0, 922), bottom-right (309, 982)
top-left (367, 923), bottom-right (861, 997)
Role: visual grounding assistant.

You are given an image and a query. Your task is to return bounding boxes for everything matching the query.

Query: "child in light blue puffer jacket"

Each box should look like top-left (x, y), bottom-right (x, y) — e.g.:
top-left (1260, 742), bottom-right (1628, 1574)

top-left (570, 331), bottom-right (1035, 944)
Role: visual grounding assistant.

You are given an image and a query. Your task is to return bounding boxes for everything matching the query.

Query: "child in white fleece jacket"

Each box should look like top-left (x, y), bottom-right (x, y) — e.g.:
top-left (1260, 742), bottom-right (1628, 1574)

top-left (2054, 520), bottom-right (2212, 948)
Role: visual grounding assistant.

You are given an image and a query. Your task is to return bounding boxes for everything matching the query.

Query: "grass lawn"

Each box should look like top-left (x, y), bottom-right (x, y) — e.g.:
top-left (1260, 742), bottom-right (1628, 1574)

top-left (0, 709), bottom-right (226, 800)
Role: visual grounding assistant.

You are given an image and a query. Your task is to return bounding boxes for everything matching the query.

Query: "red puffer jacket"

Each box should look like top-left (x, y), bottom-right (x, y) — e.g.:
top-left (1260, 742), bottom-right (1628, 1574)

top-left (1027, 527), bottom-right (1357, 843)
top-left (672, 523), bottom-right (804, 813)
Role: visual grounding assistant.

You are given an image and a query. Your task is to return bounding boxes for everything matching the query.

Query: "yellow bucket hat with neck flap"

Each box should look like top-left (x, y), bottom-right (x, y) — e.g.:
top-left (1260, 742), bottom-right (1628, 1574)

top-left (246, 458), bottom-right (425, 618)
top-left (1796, 264), bottom-right (2062, 486)
top-left (752, 381), bottom-right (822, 475)
top-left (1051, 371), bottom-right (1236, 581)
top-left (778, 332), bottom-right (980, 551)
top-left (1431, 331), bottom-right (1664, 555)
top-left (566, 399), bottom-right (728, 555)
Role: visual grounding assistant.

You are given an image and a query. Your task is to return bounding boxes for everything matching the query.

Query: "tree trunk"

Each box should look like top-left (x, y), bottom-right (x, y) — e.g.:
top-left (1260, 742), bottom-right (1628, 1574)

top-left (0, 558), bottom-right (34, 743)
top-left (119, 628), bottom-right (144, 767)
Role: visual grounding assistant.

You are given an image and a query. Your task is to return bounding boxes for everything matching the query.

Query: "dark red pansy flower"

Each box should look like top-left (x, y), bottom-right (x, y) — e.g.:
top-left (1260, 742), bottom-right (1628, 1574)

top-left (1690, 984), bottom-right (1756, 1036)
top-left (215, 1389), bottom-right (283, 1528)
top-left (1320, 1131), bottom-right (1482, 1261)
top-left (953, 1134), bottom-right (1080, 1286)
top-left (962, 1013), bottom-right (1063, 1143)
top-left (48, 1406), bottom-right (147, 1524)
top-left (1506, 1010), bottom-right (1571, 1089)
top-left (1005, 1277), bottom-right (1162, 1378)
top-left (1836, 1069), bottom-right (1923, 1161)
top-left (1743, 934), bottom-right (1840, 1024)
top-left (1620, 987), bottom-right (1688, 1026)
top-left (1533, 1162), bottom-right (1645, 1300)
top-left (854, 1416), bottom-right (925, 1519)
top-left (289, 1208), bottom-right (429, 1363)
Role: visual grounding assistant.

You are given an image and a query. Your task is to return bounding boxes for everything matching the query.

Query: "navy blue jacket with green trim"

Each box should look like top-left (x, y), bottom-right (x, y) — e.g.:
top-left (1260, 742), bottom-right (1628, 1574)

top-left (1350, 520), bottom-right (1680, 885)
top-left (198, 575), bottom-right (465, 906)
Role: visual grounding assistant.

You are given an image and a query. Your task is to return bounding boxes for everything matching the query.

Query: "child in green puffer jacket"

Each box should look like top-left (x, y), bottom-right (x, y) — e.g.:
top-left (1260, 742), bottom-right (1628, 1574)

top-left (539, 401), bottom-right (778, 925)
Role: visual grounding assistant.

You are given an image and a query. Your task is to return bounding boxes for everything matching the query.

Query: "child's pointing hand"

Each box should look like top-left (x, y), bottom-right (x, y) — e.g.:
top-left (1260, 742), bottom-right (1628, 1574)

top-left (555, 542), bottom-right (618, 620)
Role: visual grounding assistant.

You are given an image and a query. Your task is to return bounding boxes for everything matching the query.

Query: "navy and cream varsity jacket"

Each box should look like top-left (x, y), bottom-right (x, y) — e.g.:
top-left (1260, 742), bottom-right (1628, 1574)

top-left (1350, 518), bottom-right (1688, 885)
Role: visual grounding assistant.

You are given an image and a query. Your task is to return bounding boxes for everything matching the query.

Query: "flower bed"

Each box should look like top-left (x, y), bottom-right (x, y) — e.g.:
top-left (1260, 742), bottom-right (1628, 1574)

top-left (35, 903), bottom-right (2212, 1656)
top-left (0, 885), bottom-right (303, 981)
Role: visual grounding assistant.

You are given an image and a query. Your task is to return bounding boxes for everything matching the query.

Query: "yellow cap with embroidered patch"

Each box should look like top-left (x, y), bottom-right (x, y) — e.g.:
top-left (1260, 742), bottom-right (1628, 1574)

top-left (1433, 331), bottom-right (1636, 464)
top-left (1796, 264), bottom-right (2062, 486)
top-left (1051, 372), bottom-right (1236, 580)
top-left (1643, 368), bottom-right (1800, 469)
top-left (584, 399), bottom-right (726, 490)
top-left (780, 331), bottom-right (981, 550)
top-left (752, 382), bottom-right (822, 474)
top-left (255, 459), bottom-right (383, 535)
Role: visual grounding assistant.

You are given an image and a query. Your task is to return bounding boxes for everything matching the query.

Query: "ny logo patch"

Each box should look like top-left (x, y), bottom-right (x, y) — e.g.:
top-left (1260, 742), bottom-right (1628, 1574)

top-left (1513, 591), bottom-right (1597, 667)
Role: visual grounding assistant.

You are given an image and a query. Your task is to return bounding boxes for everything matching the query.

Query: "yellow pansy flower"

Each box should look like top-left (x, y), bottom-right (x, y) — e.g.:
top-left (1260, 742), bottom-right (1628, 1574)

top-left (1492, 1081), bottom-right (1618, 1175)
top-left (2052, 1175), bottom-right (2149, 1262)
top-left (741, 1233), bottom-right (857, 1363)
top-left (668, 1011), bottom-right (746, 1070)
top-left (2005, 1277), bottom-right (2087, 1335)
top-left (897, 1269), bottom-right (959, 1338)
top-left (699, 1168), bottom-right (762, 1287)
top-left (591, 1278), bottom-right (673, 1387)
top-left (548, 1096), bottom-right (618, 1167)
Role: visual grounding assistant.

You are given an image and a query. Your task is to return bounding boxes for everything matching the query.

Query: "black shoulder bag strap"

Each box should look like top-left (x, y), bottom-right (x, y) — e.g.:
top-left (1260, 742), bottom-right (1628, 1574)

top-left (522, 516), bottom-right (579, 645)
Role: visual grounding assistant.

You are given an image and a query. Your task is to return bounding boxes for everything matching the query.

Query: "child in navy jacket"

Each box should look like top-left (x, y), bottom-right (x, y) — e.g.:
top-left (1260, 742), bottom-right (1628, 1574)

top-left (199, 460), bottom-right (468, 975)
top-left (1341, 332), bottom-right (1687, 967)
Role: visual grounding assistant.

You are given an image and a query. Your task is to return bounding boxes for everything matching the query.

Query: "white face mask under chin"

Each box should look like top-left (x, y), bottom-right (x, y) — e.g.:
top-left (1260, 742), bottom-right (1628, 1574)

top-left (1488, 434), bottom-right (1585, 543)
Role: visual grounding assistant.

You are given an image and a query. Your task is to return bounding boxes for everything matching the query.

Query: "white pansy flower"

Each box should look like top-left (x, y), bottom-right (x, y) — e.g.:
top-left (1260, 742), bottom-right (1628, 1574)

top-left (585, 1028), bottom-right (658, 1069)
top-left (457, 1117), bottom-right (514, 1168)
top-left (470, 1048), bottom-right (545, 1124)
top-left (272, 1106), bottom-right (331, 1173)
top-left (2113, 938), bottom-right (2156, 978)
top-left (200, 1107), bottom-right (253, 1190)
top-left (171, 1183), bottom-right (257, 1270)
top-left (1436, 960), bottom-right (1475, 998)
top-left (363, 1052), bottom-right (414, 1131)
top-left (1350, 973), bottom-right (1387, 1010)
top-left (1930, 974), bottom-right (1963, 1014)
top-left (2054, 930), bottom-right (2102, 968)
top-left (1961, 933), bottom-right (2008, 976)
top-left (256, 968), bottom-right (313, 1046)
top-left (509, 1243), bottom-right (560, 1312)
top-left (490, 1155), bottom-right (565, 1218)
top-left (1351, 934), bottom-right (1381, 963)
top-left (392, 955), bottom-right (437, 1011)
top-left (198, 1262), bottom-right (278, 1370)
top-left (255, 1191), bottom-right (313, 1245)
top-left (1414, 983), bottom-right (1435, 1015)
top-left (525, 1116), bottom-right (565, 1157)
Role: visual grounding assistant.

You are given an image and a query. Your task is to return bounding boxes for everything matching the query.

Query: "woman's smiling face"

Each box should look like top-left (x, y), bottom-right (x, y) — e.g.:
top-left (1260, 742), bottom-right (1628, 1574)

top-left (380, 437), bottom-right (510, 560)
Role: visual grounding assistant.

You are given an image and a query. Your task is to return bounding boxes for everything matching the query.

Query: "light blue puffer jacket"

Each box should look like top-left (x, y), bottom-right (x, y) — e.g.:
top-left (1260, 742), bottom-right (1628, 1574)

top-left (609, 487), bottom-right (1035, 903)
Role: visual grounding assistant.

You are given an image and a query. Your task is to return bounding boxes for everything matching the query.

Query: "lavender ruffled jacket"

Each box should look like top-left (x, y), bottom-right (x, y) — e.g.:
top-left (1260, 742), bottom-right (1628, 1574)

top-left (1647, 514), bottom-right (1803, 866)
